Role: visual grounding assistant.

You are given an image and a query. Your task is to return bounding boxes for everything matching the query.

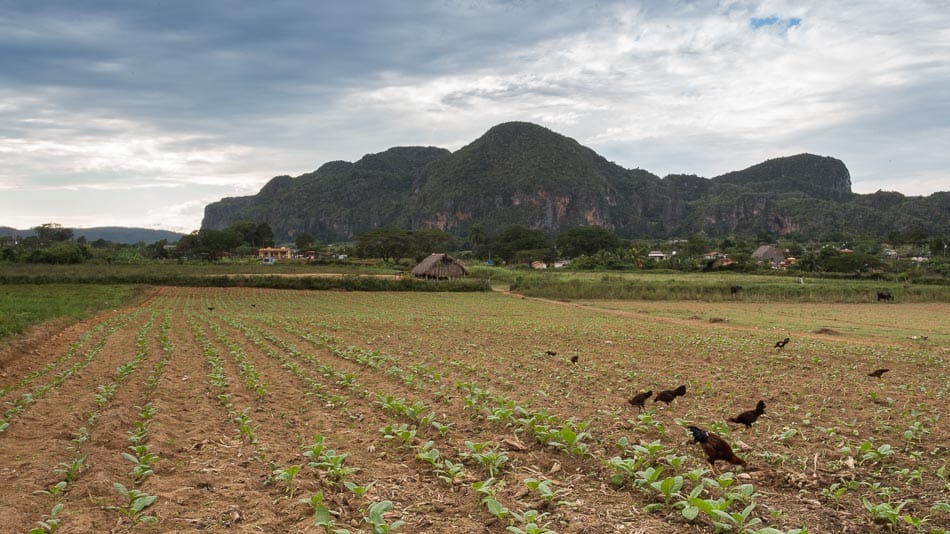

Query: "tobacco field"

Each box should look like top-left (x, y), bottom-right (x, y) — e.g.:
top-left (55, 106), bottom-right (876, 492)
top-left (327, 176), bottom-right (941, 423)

top-left (0, 286), bottom-right (946, 533)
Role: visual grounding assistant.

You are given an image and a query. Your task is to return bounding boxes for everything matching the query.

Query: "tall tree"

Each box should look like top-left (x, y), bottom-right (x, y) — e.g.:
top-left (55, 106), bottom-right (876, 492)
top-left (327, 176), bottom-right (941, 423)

top-left (33, 223), bottom-right (73, 243)
top-left (356, 228), bottom-right (414, 263)
top-left (295, 232), bottom-right (318, 251)
top-left (255, 223), bottom-right (275, 247)
top-left (412, 229), bottom-right (456, 261)
top-left (490, 225), bottom-right (554, 263)
top-left (556, 225), bottom-right (620, 257)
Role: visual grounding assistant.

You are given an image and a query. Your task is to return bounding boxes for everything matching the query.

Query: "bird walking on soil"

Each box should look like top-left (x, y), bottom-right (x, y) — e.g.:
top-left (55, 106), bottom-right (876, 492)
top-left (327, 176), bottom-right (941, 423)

top-left (628, 391), bottom-right (652, 412)
top-left (729, 400), bottom-right (766, 429)
top-left (654, 385), bottom-right (686, 405)
top-left (687, 425), bottom-right (747, 474)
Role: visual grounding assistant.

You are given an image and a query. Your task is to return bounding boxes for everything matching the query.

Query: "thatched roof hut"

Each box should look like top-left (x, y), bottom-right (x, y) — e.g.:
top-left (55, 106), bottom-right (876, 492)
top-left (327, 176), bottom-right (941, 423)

top-left (412, 253), bottom-right (468, 279)
top-left (752, 244), bottom-right (785, 265)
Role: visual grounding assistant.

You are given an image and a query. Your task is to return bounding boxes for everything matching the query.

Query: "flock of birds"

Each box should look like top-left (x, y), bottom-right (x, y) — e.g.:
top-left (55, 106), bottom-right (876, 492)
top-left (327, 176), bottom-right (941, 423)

top-left (549, 335), bottom-right (894, 474)
top-left (624, 384), bottom-right (759, 473)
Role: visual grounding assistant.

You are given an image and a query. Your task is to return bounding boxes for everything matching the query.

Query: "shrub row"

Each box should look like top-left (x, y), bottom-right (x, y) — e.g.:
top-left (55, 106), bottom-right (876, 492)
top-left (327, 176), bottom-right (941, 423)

top-left (509, 276), bottom-right (950, 302)
top-left (0, 274), bottom-right (490, 292)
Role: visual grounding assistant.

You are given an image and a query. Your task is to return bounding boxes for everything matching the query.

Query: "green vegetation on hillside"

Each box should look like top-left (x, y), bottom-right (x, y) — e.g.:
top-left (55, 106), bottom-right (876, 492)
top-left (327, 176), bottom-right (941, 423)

top-left (199, 121), bottom-right (949, 243)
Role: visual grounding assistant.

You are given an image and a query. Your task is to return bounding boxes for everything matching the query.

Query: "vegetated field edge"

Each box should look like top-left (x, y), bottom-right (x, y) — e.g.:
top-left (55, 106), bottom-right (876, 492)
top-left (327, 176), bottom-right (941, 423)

top-left (0, 284), bottom-right (148, 340)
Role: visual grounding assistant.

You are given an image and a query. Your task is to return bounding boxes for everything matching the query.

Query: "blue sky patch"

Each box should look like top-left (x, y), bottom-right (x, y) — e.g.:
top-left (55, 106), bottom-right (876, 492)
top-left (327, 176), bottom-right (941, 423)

top-left (751, 16), bottom-right (802, 30)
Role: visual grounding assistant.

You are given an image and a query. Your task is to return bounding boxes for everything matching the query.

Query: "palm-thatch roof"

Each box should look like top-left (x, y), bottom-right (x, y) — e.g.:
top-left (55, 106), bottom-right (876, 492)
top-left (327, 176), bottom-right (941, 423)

top-left (412, 253), bottom-right (468, 279)
top-left (752, 244), bottom-right (785, 264)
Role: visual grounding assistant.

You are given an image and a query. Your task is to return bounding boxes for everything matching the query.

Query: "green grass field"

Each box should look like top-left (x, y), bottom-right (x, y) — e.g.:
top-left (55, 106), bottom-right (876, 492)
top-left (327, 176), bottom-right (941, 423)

top-left (0, 284), bottom-right (146, 339)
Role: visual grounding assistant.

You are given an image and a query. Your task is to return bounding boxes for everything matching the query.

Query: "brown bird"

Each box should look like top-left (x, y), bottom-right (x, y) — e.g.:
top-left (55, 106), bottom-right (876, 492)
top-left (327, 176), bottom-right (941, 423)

top-left (628, 391), bottom-right (653, 412)
top-left (868, 368), bottom-right (890, 378)
top-left (545, 350), bottom-right (557, 356)
top-left (687, 425), bottom-right (747, 474)
top-left (654, 385), bottom-right (687, 405)
top-left (570, 355), bottom-right (579, 364)
top-left (774, 337), bottom-right (790, 349)
top-left (207, 306), bottom-right (215, 311)
top-left (729, 400), bottom-right (766, 429)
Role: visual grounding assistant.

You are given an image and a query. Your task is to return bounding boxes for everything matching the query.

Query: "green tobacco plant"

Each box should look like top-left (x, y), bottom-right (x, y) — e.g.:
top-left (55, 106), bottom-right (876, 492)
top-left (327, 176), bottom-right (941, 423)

top-left (507, 509), bottom-right (556, 534)
top-left (862, 498), bottom-right (910, 530)
top-left (33, 481), bottom-right (68, 497)
top-left (234, 408), bottom-right (257, 443)
top-left (300, 492), bottom-right (350, 533)
top-left (272, 464), bottom-right (302, 498)
top-left (54, 455), bottom-right (86, 483)
top-left (111, 482), bottom-right (158, 527)
top-left (315, 449), bottom-right (359, 482)
top-left (524, 477), bottom-right (570, 504)
top-left (462, 441), bottom-right (509, 478)
top-left (28, 503), bottom-right (64, 534)
top-left (365, 500), bottom-right (405, 533)
top-left (473, 479), bottom-right (510, 522)
top-left (122, 445), bottom-right (159, 484)
top-left (344, 480), bottom-right (376, 499)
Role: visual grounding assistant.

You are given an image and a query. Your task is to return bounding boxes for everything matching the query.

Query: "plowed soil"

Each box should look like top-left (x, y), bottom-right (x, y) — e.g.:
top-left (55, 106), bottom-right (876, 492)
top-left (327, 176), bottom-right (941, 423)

top-left (0, 286), bottom-right (946, 533)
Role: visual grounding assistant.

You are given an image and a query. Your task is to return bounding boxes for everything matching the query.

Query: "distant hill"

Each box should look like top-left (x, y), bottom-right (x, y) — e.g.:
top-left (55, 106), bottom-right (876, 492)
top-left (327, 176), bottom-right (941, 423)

top-left (0, 226), bottom-right (183, 244)
top-left (202, 121), bottom-right (949, 242)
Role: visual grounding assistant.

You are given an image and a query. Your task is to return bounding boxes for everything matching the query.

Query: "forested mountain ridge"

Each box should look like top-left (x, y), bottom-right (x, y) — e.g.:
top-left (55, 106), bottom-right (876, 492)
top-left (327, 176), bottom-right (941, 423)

top-left (201, 122), bottom-right (948, 242)
top-left (0, 226), bottom-right (184, 244)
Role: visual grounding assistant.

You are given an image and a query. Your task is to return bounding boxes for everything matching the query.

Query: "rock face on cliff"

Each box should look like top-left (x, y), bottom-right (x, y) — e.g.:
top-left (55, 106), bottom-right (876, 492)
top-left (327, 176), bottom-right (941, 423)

top-left (201, 122), bottom-right (947, 242)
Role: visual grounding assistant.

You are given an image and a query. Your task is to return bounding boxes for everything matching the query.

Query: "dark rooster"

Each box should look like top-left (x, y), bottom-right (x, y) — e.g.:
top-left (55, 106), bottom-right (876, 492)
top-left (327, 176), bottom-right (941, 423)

top-left (570, 355), bottom-right (579, 364)
top-left (868, 368), bottom-right (890, 378)
top-left (628, 391), bottom-right (652, 412)
top-left (654, 385), bottom-right (686, 405)
top-left (729, 400), bottom-right (766, 429)
top-left (687, 426), bottom-right (747, 474)
top-left (774, 337), bottom-right (790, 349)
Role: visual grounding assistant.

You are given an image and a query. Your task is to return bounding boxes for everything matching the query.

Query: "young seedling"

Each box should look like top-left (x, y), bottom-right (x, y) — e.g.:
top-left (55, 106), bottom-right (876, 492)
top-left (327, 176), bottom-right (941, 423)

top-left (315, 449), bottom-right (359, 482)
top-left (344, 480), bottom-right (376, 499)
top-left (234, 408), bottom-right (257, 444)
top-left (430, 420), bottom-right (453, 438)
top-left (272, 464), bottom-right (302, 498)
top-left (644, 475), bottom-right (684, 513)
top-left (54, 455), bottom-right (86, 483)
top-left (415, 441), bottom-right (441, 466)
top-left (364, 500), bottom-right (405, 533)
top-left (300, 492), bottom-right (349, 533)
top-left (122, 444), bottom-right (159, 484)
top-left (28, 503), bottom-right (64, 534)
top-left (33, 481), bottom-right (69, 497)
top-left (461, 441), bottom-right (508, 478)
top-left (435, 459), bottom-right (467, 485)
top-left (303, 434), bottom-right (327, 466)
top-left (473, 479), bottom-right (510, 522)
top-left (507, 509), bottom-right (556, 534)
top-left (863, 498), bottom-right (910, 530)
top-left (524, 477), bottom-right (571, 505)
top-left (111, 482), bottom-right (158, 527)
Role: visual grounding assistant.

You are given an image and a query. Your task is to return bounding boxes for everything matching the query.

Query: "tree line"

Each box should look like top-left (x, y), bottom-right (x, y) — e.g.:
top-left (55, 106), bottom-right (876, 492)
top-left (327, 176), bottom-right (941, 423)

top-left (2, 221), bottom-right (946, 278)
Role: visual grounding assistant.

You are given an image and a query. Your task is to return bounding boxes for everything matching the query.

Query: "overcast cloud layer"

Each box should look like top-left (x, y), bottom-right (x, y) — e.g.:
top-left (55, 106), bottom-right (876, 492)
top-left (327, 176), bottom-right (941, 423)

top-left (2, 0), bottom-right (948, 233)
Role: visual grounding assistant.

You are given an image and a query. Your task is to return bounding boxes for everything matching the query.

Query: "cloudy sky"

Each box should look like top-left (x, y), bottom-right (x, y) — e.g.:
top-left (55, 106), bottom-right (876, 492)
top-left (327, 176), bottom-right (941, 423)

top-left (2, 1), bottom-right (948, 233)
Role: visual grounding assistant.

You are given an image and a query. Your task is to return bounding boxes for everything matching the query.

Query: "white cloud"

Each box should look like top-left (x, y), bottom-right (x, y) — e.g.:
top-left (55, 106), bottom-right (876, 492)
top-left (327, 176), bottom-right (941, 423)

top-left (1, 1), bottom-right (947, 232)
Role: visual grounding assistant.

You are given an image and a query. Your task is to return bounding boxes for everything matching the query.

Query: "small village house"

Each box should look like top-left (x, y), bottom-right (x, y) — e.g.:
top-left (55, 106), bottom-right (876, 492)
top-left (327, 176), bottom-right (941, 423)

top-left (257, 247), bottom-right (293, 261)
top-left (411, 253), bottom-right (468, 279)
